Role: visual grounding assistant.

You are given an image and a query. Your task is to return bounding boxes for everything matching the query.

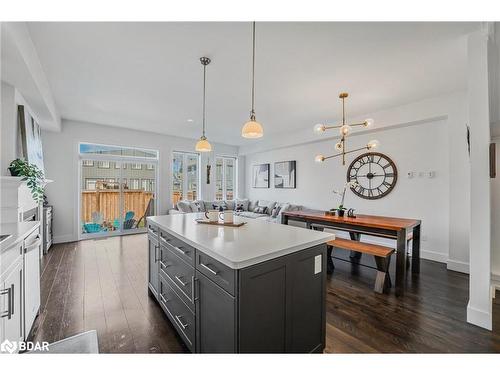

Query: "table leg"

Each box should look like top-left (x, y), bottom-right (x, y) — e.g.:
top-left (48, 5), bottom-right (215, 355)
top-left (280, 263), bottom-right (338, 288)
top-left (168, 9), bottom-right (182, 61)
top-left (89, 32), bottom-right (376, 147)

top-left (395, 229), bottom-right (408, 297)
top-left (411, 225), bottom-right (421, 274)
top-left (349, 232), bottom-right (362, 260)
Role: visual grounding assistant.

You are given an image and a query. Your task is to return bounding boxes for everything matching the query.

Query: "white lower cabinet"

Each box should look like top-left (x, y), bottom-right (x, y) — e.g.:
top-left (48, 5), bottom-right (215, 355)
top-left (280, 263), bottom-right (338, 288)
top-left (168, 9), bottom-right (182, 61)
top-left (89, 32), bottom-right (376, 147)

top-left (1, 257), bottom-right (24, 353)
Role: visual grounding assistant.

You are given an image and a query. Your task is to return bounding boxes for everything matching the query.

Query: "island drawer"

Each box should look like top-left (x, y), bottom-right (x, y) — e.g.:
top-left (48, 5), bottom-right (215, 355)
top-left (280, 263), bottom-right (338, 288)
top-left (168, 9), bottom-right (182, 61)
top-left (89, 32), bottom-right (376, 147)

top-left (159, 275), bottom-right (195, 350)
top-left (147, 222), bottom-right (159, 238)
top-left (159, 229), bottom-right (195, 265)
top-left (160, 244), bottom-right (195, 305)
top-left (196, 252), bottom-right (236, 296)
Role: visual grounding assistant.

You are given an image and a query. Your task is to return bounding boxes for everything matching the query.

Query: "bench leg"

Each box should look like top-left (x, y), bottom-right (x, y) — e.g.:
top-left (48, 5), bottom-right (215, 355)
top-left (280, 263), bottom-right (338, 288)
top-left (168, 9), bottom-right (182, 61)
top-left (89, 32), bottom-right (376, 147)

top-left (327, 245), bottom-right (334, 274)
top-left (374, 255), bottom-right (392, 294)
top-left (349, 232), bottom-right (362, 260)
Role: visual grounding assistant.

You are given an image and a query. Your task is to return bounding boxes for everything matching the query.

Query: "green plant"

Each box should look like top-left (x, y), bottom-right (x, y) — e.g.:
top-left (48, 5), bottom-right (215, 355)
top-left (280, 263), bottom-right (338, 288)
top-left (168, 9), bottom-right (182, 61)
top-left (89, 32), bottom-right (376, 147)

top-left (9, 158), bottom-right (45, 203)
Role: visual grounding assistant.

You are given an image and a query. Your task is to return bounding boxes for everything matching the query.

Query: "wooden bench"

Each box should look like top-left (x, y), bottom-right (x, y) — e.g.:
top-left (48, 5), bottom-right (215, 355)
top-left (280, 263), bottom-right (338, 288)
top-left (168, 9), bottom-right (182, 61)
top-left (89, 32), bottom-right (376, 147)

top-left (326, 238), bottom-right (395, 294)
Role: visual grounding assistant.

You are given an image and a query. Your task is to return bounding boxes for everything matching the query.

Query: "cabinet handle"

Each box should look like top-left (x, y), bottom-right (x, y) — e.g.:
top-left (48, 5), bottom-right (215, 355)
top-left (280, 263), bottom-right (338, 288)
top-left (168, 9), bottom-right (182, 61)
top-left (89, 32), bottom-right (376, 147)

top-left (154, 244), bottom-right (159, 262)
top-left (159, 260), bottom-right (170, 269)
top-left (191, 276), bottom-right (196, 304)
top-left (25, 237), bottom-right (42, 252)
top-left (174, 315), bottom-right (189, 330)
top-left (200, 263), bottom-right (219, 276)
top-left (0, 284), bottom-right (13, 320)
top-left (160, 234), bottom-right (171, 243)
top-left (175, 275), bottom-right (188, 287)
top-left (172, 245), bottom-right (187, 256)
top-left (160, 294), bottom-right (170, 304)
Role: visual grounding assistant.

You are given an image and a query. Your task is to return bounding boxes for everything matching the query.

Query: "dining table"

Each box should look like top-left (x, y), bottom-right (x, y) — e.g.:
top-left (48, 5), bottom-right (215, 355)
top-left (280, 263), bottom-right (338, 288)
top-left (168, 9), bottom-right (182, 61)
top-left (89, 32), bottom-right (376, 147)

top-left (281, 210), bottom-right (421, 296)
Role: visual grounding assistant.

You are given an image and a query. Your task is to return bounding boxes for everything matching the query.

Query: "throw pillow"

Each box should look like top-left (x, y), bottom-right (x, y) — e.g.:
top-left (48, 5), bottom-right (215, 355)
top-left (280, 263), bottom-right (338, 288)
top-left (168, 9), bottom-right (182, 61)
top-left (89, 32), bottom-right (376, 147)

top-left (225, 200), bottom-right (236, 210)
top-left (271, 206), bottom-right (281, 218)
top-left (258, 199), bottom-right (276, 214)
top-left (253, 206), bottom-right (267, 214)
top-left (248, 200), bottom-right (258, 212)
top-left (190, 201), bottom-right (202, 212)
top-left (235, 198), bottom-right (250, 211)
top-left (177, 200), bottom-right (192, 213)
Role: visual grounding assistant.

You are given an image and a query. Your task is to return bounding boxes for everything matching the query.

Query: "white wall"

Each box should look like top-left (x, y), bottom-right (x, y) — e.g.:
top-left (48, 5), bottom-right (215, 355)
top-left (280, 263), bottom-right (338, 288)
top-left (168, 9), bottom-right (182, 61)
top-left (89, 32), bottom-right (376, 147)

top-left (245, 119), bottom-right (450, 262)
top-left (42, 119), bottom-right (240, 243)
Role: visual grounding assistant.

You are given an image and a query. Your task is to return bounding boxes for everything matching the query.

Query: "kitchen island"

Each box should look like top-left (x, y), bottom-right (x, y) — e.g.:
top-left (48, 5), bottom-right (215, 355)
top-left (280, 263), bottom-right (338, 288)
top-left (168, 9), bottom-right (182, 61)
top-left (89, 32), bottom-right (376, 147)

top-left (146, 213), bottom-right (334, 353)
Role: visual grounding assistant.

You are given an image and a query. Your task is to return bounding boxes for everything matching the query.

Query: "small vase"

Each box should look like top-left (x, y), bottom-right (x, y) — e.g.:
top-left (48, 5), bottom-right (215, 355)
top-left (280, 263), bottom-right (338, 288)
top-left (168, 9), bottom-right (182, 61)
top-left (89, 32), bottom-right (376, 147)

top-left (338, 209), bottom-right (345, 217)
top-left (8, 167), bottom-right (19, 176)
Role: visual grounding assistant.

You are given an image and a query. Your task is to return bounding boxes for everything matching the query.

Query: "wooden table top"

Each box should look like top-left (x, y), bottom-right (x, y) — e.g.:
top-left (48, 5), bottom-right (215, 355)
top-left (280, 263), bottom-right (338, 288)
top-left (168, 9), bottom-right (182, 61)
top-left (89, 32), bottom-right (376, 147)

top-left (282, 210), bottom-right (421, 231)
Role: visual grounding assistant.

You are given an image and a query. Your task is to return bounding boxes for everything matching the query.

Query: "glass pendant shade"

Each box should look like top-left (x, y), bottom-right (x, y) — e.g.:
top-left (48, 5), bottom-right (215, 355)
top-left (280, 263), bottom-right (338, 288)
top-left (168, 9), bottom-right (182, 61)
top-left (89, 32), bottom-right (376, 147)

top-left (335, 142), bottom-right (343, 151)
top-left (242, 119), bottom-right (264, 138)
top-left (340, 124), bottom-right (351, 136)
top-left (313, 123), bottom-right (326, 134)
top-left (367, 139), bottom-right (379, 149)
top-left (195, 136), bottom-right (212, 152)
top-left (314, 154), bottom-right (325, 163)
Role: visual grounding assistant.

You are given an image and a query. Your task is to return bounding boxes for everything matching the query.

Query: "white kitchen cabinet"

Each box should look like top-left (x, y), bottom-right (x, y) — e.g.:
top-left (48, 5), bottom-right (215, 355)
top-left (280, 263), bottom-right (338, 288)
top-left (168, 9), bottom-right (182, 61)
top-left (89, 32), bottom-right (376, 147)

top-left (23, 228), bottom-right (41, 337)
top-left (1, 256), bottom-right (24, 352)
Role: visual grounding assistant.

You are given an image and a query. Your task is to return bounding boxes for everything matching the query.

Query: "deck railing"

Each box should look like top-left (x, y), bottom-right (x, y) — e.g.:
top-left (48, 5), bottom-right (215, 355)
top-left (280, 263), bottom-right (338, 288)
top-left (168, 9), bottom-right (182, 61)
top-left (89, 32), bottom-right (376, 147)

top-left (82, 189), bottom-right (154, 223)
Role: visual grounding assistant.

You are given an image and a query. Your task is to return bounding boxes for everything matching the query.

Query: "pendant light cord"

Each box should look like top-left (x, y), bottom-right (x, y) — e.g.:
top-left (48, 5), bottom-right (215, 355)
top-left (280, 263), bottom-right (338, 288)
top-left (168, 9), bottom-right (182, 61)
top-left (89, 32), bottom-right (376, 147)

top-left (250, 21), bottom-right (256, 119)
top-left (202, 62), bottom-right (207, 137)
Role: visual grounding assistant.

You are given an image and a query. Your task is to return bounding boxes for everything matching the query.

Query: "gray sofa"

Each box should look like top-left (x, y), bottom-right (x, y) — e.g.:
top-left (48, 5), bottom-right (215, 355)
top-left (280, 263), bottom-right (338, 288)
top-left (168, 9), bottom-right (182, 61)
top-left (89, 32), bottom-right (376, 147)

top-left (169, 198), bottom-right (302, 224)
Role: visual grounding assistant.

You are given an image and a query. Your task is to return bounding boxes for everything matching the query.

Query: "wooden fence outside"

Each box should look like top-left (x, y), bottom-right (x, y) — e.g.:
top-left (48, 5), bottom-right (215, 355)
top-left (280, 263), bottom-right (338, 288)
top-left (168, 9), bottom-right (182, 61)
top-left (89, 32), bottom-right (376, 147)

top-left (82, 189), bottom-right (154, 223)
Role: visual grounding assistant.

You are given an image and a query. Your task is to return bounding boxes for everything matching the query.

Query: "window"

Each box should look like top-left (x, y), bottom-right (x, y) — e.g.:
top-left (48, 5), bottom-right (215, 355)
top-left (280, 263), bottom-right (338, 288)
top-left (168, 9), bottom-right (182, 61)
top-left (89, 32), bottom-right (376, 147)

top-left (130, 178), bottom-right (140, 189)
top-left (83, 160), bottom-right (94, 167)
top-left (85, 179), bottom-right (97, 190)
top-left (131, 163), bottom-right (142, 170)
top-left (146, 163), bottom-right (154, 170)
top-left (98, 161), bottom-right (110, 169)
top-left (114, 162), bottom-right (125, 169)
top-left (172, 151), bottom-right (200, 205)
top-left (79, 142), bottom-right (159, 159)
top-left (142, 179), bottom-right (155, 192)
top-left (216, 156), bottom-right (237, 200)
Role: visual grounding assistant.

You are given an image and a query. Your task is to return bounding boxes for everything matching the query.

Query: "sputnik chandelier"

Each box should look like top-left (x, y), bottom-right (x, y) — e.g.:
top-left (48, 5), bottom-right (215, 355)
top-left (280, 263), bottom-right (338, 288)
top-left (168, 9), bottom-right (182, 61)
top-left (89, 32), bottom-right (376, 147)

top-left (314, 93), bottom-right (379, 165)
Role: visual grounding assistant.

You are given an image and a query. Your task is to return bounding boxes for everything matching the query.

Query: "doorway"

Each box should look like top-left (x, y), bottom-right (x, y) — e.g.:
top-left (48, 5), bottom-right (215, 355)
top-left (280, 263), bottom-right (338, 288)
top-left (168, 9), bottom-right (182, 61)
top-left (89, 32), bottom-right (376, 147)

top-left (79, 143), bottom-right (158, 239)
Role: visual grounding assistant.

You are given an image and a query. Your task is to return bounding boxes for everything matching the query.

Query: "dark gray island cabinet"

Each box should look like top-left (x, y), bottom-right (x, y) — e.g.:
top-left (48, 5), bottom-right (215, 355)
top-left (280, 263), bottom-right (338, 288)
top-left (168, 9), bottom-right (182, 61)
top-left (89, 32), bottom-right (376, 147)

top-left (146, 213), bottom-right (334, 353)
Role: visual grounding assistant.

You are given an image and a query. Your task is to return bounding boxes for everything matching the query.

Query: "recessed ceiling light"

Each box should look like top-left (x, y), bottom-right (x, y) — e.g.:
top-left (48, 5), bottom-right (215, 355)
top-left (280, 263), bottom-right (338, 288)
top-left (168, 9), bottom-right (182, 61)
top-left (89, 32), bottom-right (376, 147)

top-left (187, 119), bottom-right (194, 123)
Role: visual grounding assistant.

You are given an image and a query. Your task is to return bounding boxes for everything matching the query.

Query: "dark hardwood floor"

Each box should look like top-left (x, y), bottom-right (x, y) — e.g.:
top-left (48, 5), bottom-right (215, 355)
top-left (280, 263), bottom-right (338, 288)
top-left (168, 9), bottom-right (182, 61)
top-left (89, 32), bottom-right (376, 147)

top-left (30, 234), bottom-right (500, 353)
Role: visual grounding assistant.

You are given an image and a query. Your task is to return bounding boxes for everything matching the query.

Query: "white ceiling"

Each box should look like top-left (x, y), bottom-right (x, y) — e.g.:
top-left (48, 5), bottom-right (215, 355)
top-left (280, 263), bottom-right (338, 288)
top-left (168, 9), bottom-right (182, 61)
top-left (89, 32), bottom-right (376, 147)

top-left (26, 22), bottom-right (479, 146)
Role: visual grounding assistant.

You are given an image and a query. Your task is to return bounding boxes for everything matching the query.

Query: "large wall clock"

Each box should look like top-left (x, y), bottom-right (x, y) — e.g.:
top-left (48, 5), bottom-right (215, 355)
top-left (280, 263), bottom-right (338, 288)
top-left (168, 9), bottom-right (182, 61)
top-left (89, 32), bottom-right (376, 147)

top-left (346, 152), bottom-right (398, 200)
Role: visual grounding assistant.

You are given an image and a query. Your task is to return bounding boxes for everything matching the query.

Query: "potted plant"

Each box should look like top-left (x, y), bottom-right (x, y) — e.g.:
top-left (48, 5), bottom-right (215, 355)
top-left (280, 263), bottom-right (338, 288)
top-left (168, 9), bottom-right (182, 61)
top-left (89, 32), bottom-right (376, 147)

top-left (8, 158), bottom-right (45, 203)
top-left (332, 181), bottom-right (358, 217)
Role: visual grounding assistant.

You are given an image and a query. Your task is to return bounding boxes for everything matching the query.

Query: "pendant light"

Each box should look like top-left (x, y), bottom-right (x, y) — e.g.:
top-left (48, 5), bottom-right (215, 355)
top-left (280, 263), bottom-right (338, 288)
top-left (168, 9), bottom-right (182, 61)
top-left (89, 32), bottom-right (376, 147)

top-left (242, 21), bottom-right (264, 139)
top-left (195, 57), bottom-right (212, 152)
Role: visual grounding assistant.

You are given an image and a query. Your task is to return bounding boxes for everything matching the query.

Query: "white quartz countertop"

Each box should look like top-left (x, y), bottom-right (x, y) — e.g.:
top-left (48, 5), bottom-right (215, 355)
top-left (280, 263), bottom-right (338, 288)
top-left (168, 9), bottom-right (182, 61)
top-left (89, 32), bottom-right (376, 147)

top-left (0, 221), bottom-right (40, 253)
top-left (147, 213), bottom-right (335, 269)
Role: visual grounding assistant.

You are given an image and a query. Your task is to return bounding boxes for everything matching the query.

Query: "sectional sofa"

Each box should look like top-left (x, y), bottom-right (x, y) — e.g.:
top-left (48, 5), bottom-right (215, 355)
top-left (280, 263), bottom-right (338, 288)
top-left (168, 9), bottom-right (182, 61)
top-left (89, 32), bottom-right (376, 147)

top-left (168, 198), bottom-right (303, 224)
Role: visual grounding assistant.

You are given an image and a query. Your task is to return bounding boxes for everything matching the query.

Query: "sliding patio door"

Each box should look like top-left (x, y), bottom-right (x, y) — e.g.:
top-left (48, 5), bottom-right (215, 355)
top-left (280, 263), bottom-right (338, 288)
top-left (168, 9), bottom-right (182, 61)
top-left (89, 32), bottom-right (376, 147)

top-left (79, 143), bottom-right (158, 238)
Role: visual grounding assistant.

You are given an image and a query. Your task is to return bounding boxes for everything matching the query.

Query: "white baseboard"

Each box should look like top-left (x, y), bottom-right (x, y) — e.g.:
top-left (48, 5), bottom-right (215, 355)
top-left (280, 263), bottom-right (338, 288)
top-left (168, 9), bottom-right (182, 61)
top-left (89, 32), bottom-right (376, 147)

top-left (53, 234), bottom-right (76, 244)
top-left (420, 249), bottom-right (448, 263)
top-left (447, 259), bottom-right (470, 274)
top-left (466, 303), bottom-right (492, 330)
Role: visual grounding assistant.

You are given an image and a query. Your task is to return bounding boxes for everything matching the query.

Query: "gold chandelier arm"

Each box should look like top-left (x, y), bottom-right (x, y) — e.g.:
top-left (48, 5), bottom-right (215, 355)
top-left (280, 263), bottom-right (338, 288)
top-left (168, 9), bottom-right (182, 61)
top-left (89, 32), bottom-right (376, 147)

top-left (348, 121), bottom-right (368, 127)
top-left (344, 146), bottom-right (370, 155)
top-left (322, 124), bottom-right (342, 130)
